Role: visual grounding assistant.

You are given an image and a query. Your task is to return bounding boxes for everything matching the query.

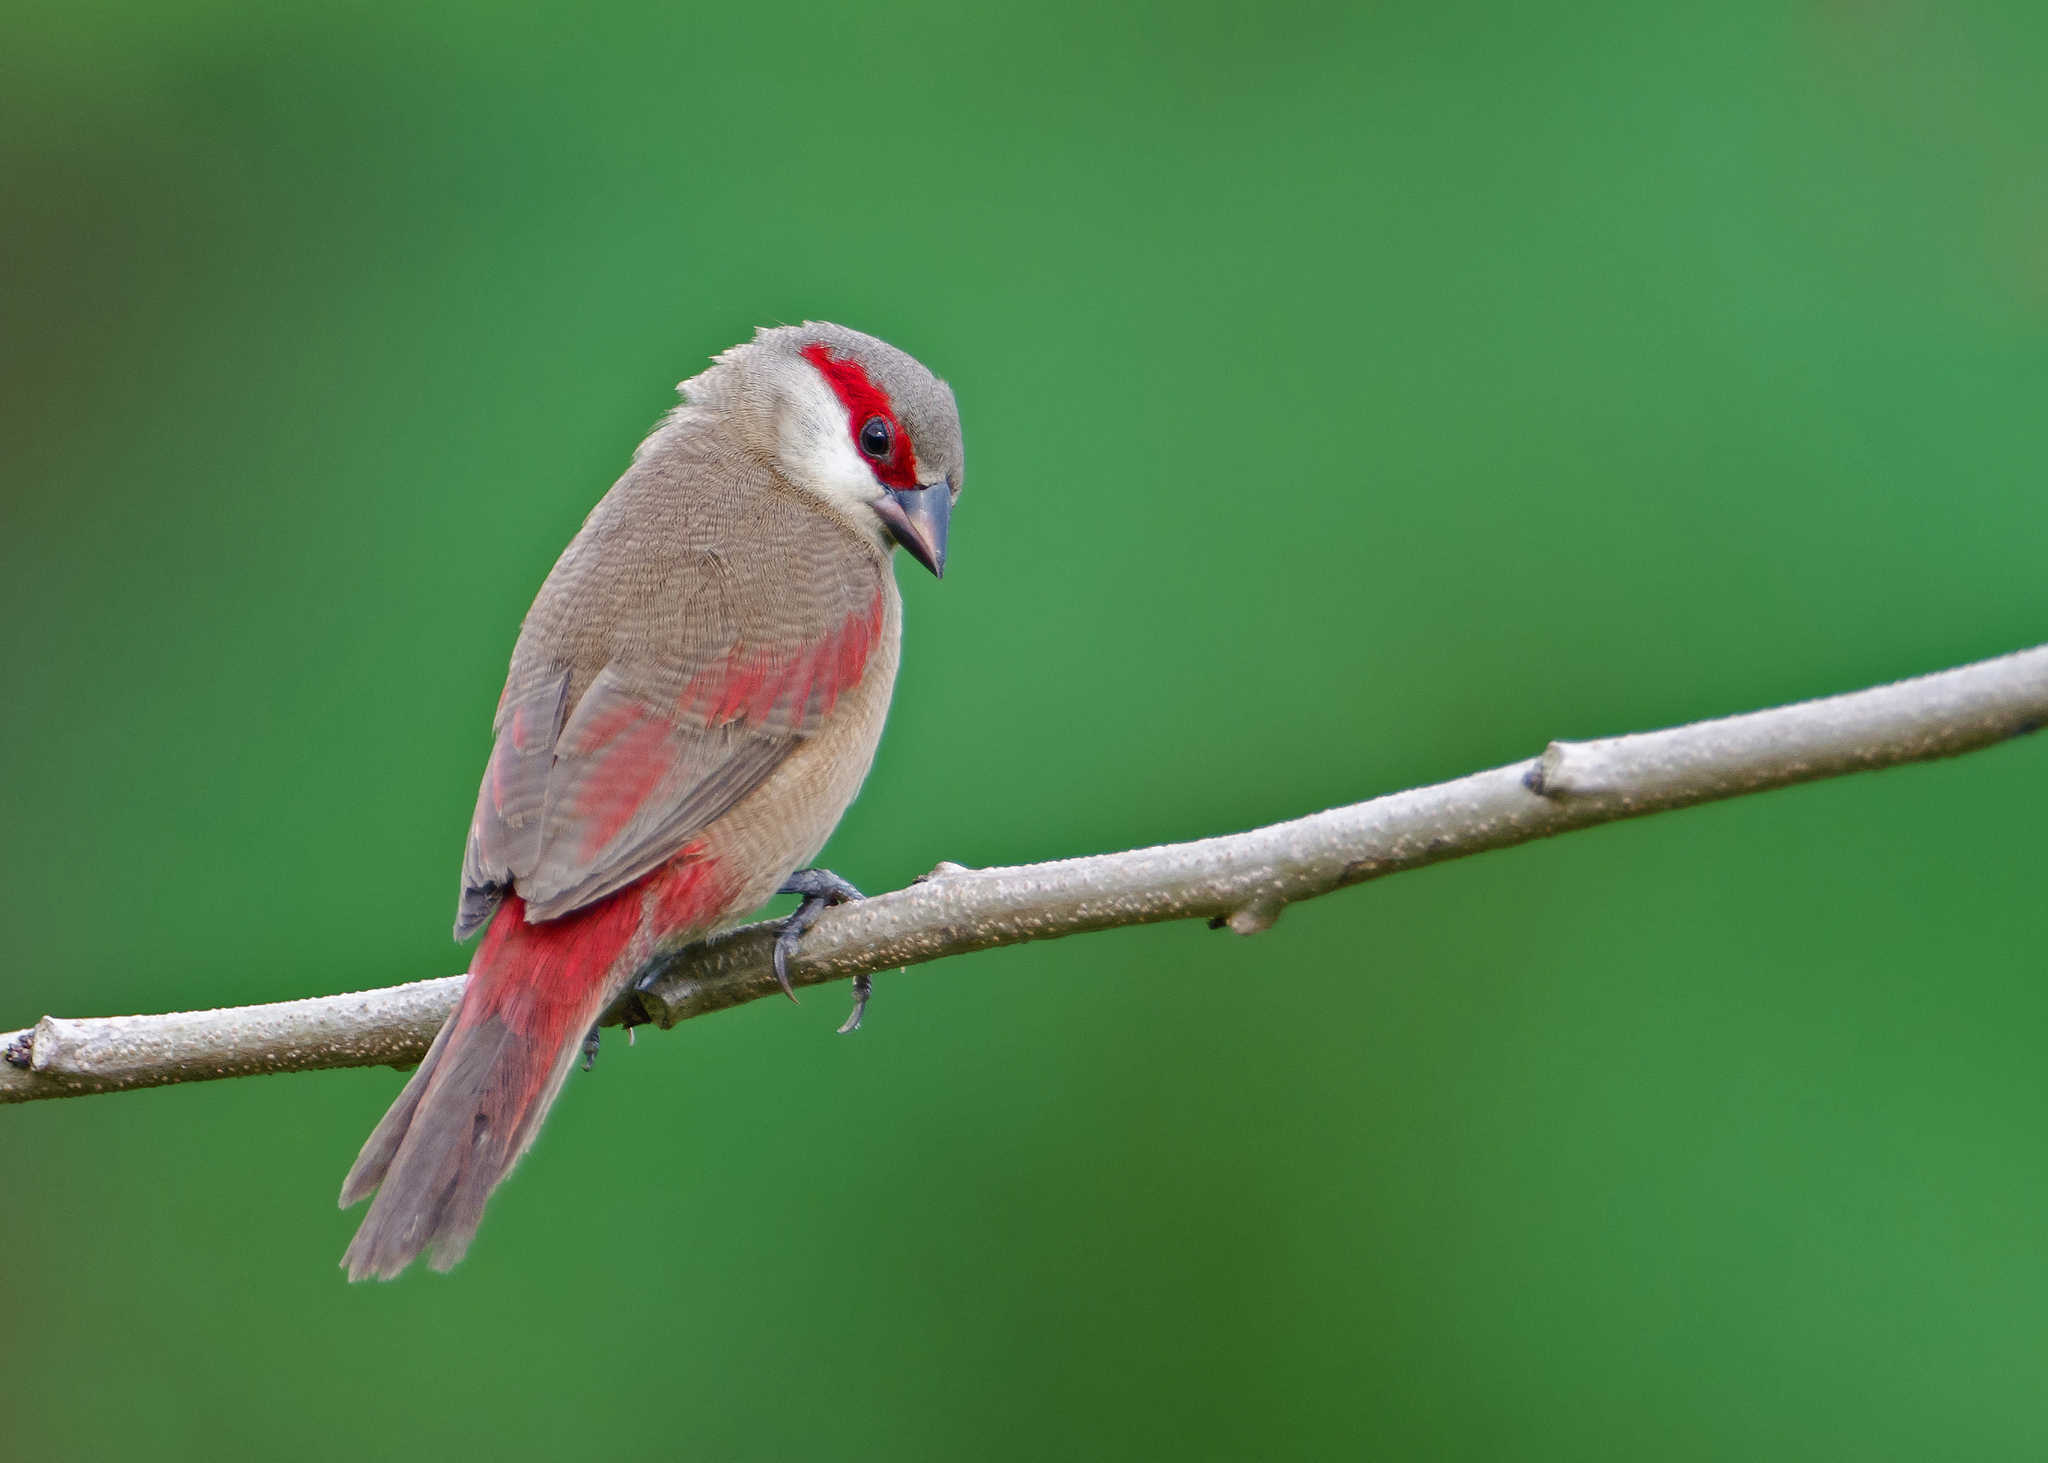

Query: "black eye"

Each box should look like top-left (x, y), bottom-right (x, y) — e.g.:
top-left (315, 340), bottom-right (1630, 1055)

top-left (859, 417), bottom-right (892, 458)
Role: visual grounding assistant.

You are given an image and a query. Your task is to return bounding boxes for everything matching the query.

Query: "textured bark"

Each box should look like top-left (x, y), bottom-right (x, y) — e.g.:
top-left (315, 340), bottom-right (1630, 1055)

top-left (6, 641), bottom-right (2044, 1105)
top-left (1, 978), bottom-right (465, 1103)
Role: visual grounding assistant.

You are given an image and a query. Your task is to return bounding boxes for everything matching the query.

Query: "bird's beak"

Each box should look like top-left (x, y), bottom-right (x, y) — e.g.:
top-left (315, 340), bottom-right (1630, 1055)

top-left (873, 482), bottom-right (951, 579)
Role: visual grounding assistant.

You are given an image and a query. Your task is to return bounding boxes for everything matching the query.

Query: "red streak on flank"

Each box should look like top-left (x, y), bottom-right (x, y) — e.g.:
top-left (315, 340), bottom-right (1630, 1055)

top-left (565, 589), bottom-right (890, 864)
top-left (678, 587), bottom-right (886, 731)
top-left (647, 846), bottom-right (730, 937)
top-left (781, 637), bottom-right (825, 724)
top-left (575, 712), bottom-right (672, 859)
top-left (570, 700), bottom-right (646, 757)
top-left (703, 655), bottom-right (776, 726)
top-left (800, 343), bottom-right (920, 490)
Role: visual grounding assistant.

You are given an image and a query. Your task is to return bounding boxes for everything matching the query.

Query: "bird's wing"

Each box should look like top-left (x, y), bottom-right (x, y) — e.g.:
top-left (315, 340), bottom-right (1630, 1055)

top-left (458, 450), bottom-right (888, 935)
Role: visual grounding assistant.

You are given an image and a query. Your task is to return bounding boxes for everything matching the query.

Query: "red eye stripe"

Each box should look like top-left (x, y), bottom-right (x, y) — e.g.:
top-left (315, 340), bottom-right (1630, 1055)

top-left (800, 342), bottom-right (921, 489)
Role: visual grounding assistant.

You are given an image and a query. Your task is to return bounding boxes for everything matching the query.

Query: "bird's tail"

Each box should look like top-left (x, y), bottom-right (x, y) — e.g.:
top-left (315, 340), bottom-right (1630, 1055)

top-left (339, 890), bottom-right (643, 1281)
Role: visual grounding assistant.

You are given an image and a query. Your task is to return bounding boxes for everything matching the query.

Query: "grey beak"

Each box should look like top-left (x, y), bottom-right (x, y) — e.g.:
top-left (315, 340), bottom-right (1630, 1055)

top-left (873, 482), bottom-right (951, 578)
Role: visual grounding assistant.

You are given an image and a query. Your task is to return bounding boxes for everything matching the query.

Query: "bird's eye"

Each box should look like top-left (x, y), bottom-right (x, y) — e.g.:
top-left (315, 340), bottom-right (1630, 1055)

top-left (859, 417), bottom-right (892, 458)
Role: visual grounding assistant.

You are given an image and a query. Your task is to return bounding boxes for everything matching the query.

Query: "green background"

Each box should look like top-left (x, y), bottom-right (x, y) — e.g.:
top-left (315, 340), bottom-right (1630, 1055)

top-left (5, 2), bottom-right (2047, 1457)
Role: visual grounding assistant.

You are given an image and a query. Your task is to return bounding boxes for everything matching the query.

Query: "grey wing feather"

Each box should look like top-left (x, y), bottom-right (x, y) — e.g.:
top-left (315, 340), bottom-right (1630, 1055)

top-left (457, 668), bottom-right (570, 939)
top-left (515, 666), bottom-right (797, 919)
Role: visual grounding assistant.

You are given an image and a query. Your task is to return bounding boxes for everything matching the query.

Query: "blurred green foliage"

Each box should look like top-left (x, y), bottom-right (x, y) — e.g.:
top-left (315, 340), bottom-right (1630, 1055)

top-left (4, 2), bottom-right (2047, 1458)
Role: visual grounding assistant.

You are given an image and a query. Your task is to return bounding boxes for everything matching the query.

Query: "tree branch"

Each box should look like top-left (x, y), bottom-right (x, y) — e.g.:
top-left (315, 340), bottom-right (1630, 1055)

top-left (7, 642), bottom-right (2044, 1105)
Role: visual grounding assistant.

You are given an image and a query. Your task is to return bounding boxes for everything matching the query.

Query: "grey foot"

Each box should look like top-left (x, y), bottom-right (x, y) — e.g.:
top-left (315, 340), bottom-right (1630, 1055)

top-left (580, 1025), bottom-right (601, 1073)
top-left (773, 869), bottom-right (865, 1006)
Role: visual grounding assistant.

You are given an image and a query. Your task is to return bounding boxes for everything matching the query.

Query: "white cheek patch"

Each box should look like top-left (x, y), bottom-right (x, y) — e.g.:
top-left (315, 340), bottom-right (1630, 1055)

top-left (776, 365), bottom-right (884, 513)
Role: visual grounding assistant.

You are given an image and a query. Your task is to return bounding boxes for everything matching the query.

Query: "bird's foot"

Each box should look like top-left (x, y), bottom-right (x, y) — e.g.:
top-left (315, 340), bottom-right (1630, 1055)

top-left (580, 1025), bottom-right (601, 1073)
top-left (773, 869), bottom-right (865, 1007)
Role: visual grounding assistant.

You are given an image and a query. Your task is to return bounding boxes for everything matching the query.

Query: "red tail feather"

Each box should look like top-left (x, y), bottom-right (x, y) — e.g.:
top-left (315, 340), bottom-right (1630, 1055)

top-left (454, 889), bottom-right (643, 1115)
top-left (340, 862), bottom-right (725, 1281)
top-left (338, 893), bottom-right (637, 1279)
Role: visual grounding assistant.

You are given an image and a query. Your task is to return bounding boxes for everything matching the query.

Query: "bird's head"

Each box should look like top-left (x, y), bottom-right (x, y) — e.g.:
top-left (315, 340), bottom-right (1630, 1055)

top-left (688, 321), bottom-right (963, 578)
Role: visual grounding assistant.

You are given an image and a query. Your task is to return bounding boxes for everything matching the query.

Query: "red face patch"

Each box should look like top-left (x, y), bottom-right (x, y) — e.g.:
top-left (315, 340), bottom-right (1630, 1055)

top-left (801, 342), bottom-right (922, 490)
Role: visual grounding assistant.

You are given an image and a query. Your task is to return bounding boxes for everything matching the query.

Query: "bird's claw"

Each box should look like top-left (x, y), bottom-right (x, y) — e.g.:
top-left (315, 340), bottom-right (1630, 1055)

top-left (580, 1025), bottom-right (601, 1073)
top-left (773, 868), bottom-right (866, 1010)
top-left (837, 972), bottom-right (873, 1034)
top-left (771, 926), bottom-right (802, 1002)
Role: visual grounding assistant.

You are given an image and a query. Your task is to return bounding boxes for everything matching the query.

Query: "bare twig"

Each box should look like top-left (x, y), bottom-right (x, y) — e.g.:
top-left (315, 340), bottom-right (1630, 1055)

top-left (6, 642), bottom-right (2044, 1106)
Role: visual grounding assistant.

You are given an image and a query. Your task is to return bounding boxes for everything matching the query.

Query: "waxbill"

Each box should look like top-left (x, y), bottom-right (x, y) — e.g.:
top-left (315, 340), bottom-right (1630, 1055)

top-left (339, 322), bottom-right (962, 1280)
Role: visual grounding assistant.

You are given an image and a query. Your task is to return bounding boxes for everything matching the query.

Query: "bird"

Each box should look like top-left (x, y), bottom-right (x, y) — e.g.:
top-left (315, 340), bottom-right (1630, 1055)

top-left (338, 322), bottom-right (962, 1281)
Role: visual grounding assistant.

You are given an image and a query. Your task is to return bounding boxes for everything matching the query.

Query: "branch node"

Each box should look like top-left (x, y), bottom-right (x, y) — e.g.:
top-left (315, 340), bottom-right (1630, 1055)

top-left (1225, 902), bottom-right (1283, 936)
top-left (26, 1018), bottom-right (57, 1072)
top-left (1525, 744), bottom-right (1572, 799)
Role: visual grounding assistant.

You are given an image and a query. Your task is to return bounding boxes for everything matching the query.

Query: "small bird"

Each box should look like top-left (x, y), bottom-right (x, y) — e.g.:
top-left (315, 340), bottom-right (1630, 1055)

top-left (339, 322), bottom-right (962, 1280)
